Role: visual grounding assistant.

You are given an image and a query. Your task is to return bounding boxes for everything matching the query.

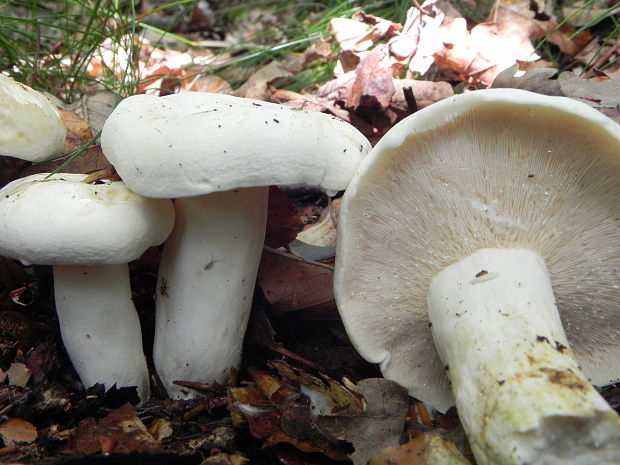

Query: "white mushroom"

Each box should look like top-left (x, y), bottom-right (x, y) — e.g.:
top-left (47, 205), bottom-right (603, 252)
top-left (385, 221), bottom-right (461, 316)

top-left (0, 173), bottom-right (174, 402)
top-left (334, 89), bottom-right (620, 464)
top-left (0, 74), bottom-right (66, 161)
top-left (101, 92), bottom-right (371, 399)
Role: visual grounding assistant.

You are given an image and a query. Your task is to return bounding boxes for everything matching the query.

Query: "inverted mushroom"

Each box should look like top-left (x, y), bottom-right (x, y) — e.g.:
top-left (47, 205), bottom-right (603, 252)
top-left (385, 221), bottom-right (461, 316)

top-left (0, 74), bottom-right (66, 161)
top-left (101, 92), bottom-right (371, 398)
top-left (334, 89), bottom-right (620, 464)
top-left (0, 173), bottom-right (174, 402)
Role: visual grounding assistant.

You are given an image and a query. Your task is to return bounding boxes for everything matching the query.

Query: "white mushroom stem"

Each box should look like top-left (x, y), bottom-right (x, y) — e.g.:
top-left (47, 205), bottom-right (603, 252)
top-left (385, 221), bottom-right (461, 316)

top-left (153, 187), bottom-right (268, 399)
top-left (428, 248), bottom-right (620, 465)
top-left (53, 264), bottom-right (150, 402)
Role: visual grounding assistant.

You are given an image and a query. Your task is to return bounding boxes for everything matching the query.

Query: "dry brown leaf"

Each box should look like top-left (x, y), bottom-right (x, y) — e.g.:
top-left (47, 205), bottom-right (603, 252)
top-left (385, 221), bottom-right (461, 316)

top-left (369, 432), bottom-right (472, 465)
top-left (269, 359), bottom-right (365, 416)
top-left (491, 64), bottom-right (561, 95)
top-left (347, 45), bottom-right (395, 110)
top-left (59, 110), bottom-right (93, 153)
top-left (433, 0), bottom-right (574, 86)
top-left (81, 92), bottom-right (117, 135)
top-left (249, 368), bottom-right (285, 399)
top-left (328, 18), bottom-right (374, 52)
top-left (257, 248), bottom-right (335, 317)
top-left (351, 11), bottom-right (402, 43)
top-left (390, 3), bottom-right (446, 74)
top-left (228, 384), bottom-right (350, 461)
top-left (265, 186), bottom-right (307, 249)
top-left (391, 79), bottom-right (454, 111)
top-left (233, 60), bottom-right (298, 100)
top-left (202, 451), bottom-right (249, 465)
top-left (74, 403), bottom-right (159, 454)
top-left (0, 418), bottom-right (37, 446)
top-left (303, 39), bottom-right (333, 67)
top-left (183, 74), bottom-right (231, 94)
top-left (6, 363), bottom-right (30, 387)
top-left (297, 198), bottom-right (341, 247)
top-left (435, 15), bottom-right (540, 86)
top-left (558, 72), bottom-right (620, 107)
top-left (147, 417), bottom-right (173, 443)
top-left (317, 378), bottom-right (410, 465)
top-left (18, 144), bottom-right (109, 178)
top-left (545, 21), bottom-right (592, 56)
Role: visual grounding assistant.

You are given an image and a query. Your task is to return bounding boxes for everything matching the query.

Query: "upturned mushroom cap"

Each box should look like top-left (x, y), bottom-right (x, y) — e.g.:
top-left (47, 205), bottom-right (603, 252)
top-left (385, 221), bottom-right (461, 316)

top-left (100, 92), bottom-right (371, 197)
top-left (0, 173), bottom-right (174, 265)
top-left (334, 88), bottom-right (620, 411)
top-left (0, 75), bottom-right (66, 161)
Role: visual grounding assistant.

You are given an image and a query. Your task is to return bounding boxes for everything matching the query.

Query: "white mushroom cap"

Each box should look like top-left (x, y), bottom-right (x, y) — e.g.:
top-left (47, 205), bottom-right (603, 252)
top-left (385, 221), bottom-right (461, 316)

top-left (0, 74), bottom-right (66, 161)
top-left (334, 88), bottom-right (620, 411)
top-left (100, 92), bottom-right (371, 197)
top-left (0, 173), bottom-right (175, 265)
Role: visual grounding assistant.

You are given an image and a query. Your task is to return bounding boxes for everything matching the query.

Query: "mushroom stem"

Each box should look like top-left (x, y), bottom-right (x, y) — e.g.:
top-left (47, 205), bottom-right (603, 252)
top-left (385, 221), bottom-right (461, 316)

top-left (428, 248), bottom-right (620, 465)
top-left (153, 187), bottom-right (268, 399)
top-left (53, 264), bottom-right (150, 402)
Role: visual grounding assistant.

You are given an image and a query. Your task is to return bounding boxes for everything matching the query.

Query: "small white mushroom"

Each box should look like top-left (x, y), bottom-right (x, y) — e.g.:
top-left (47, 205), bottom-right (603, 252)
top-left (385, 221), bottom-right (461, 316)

top-left (334, 89), bottom-right (620, 464)
top-left (101, 92), bottom-right (371, 398)
top-left (0, 173), bottom-right (175, 402)
top-left (0, 74), bottom-right (66, 161)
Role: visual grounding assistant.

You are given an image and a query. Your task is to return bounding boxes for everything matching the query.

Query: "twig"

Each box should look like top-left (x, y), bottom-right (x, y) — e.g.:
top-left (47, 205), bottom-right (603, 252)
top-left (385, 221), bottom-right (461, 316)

top-left (403, 86), bottom-right (418, 114)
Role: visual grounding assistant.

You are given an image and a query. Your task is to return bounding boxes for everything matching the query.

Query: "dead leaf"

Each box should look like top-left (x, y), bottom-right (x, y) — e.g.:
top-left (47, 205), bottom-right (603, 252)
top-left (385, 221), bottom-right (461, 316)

top-left (434, 0), bottom-right (561, 86)
top-left (545, 20), bottom-right (592, 56)
top-left (6, 363), bottom-right (30, 387)
top-left (392, 3), bottom-right (446, 74)
top-left (228, 383), bottom-right (350, 461)
top-left (265, 187), bottom-right (306, 249)
top-left (296, 198), bottom-right (341, 247)
top-left (317, 378), bottom-right (410, 465)
top-left (303, 39), bottom-right (333, 67)
top-left (269, 359), bottom-right (365, 416)
top-left (148, 417), bottom-right (173, 443)
top-left (202, 450), bottom-right (249, 465)
top-left (368, 432), bottom-right (472, 465)
top-left (257, 248), bottom-right (336, 317)
top-left (347, 45), bottom-right (395, 110)
top-left (233, 60), bottom-right (296, 100)
top-left (82, 91), bottom-right (118, 134)
top-left (433, 18), bottom-right (496, 85)
top-left (74, 403), bottom-right (159, 454)
top-left (185, 74), bottom-right (232, 94)
top-left (18, 145), bottom-right (110, 179)
top-left (0, 310), bottom-right (38, 353)
top-left (491, 64), bottom-right (562, 95)
top-left (562, 1), bottom-right (616, 26)
top-left (558, 71), bottom-right (620, 107)
top-left (328, 18), bottom-right (374, 52)
top-left (0, 418), bottom-right (37, 446)
top-left (351, 11), bottom-right (402, 43)
top-left (59, 110), bottom-right (93, 153)
top-left (391, 79), bottom-right (454, 111)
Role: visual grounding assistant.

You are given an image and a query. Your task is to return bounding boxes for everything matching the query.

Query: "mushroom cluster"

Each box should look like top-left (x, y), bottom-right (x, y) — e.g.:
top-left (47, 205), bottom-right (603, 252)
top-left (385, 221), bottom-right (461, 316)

top-left (101, 92), bottom-right (371, 398)
top-left (334, 89), bottom-right (620, 464)
top-left (0, 173), bottom-right (174, 402)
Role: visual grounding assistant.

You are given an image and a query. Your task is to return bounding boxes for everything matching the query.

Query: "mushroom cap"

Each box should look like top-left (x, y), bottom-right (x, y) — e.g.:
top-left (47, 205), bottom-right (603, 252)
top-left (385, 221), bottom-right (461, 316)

top-left (0, 173), bottom-right (175, 266)
top-left (333, 88), bottom-right (620, 412)
top-left (100, 92), bottom-right (371, 198)
top-left (0, 74), bottom-right (66, 161)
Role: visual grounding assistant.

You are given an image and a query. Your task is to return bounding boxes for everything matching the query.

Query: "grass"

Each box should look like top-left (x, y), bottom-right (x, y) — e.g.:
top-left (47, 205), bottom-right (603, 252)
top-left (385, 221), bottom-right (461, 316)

top-left (0, 0), bottom-right (140, 101)
top-left (1, 0), bottom-right (618, 103)
top-left (0, 0), bottom-right (421, 102)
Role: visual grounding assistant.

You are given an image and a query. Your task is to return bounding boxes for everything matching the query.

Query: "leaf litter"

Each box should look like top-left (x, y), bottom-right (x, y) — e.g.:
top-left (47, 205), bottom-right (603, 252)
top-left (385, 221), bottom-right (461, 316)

top-left (0, 0), bottom-right (619, 463)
